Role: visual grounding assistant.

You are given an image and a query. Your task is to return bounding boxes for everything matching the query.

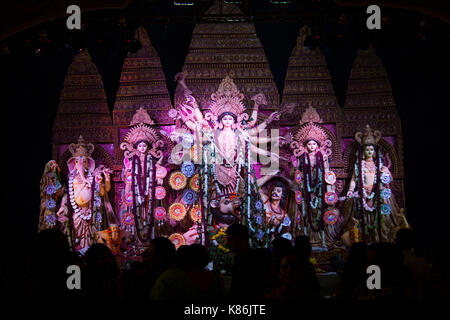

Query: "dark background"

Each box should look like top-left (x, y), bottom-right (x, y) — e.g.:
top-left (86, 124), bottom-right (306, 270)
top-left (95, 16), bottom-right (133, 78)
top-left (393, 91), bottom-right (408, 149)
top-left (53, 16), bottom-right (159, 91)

top-left (0, 1), bottom-right (449, 257)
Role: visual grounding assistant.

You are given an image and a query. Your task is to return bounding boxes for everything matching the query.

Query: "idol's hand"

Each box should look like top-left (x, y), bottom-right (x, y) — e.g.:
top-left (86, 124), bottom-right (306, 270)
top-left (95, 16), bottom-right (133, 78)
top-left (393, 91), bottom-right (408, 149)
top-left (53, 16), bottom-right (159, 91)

top-left (175, 72), bottom-right (185, 82)
top-left (347, 190), bottom-right (354, 198)
top-left (183, 226), bottom-right (199, 245)
top-left (268, 111), bottom-right (280, 123)
top-left (56, 205), bottom-right (65, 217)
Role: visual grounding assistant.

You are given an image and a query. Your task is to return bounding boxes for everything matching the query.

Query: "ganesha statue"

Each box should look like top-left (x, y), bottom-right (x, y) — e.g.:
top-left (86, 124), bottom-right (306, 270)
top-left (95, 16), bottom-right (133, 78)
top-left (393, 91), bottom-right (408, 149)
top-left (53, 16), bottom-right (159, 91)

top-left (56, 136), bottom-right (118, 253)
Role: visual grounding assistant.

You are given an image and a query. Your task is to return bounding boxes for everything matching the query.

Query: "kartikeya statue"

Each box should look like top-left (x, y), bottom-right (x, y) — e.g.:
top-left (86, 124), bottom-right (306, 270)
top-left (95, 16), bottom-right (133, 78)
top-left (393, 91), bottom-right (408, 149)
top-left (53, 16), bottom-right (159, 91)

top-left (341, 125), bottom-right (408, 244)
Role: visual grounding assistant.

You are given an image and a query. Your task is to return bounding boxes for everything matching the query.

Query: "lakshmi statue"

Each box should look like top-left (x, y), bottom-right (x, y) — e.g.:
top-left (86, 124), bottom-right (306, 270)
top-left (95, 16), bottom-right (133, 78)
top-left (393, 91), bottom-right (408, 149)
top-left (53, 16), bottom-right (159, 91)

top-left (56, 136), bottom-right (118, 253)
top-left (341, 125), bottom-right (408, 244)
top-left (39, 160), bottom-right (64, 231)
top-left (119, 107), bottom-right (166, 250)
top-left (290, 105), bottom-right (338, 249)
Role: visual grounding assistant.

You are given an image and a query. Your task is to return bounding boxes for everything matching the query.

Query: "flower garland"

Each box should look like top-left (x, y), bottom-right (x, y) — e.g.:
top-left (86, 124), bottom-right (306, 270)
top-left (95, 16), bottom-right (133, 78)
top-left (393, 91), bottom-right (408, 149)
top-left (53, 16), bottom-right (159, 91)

top-left (299, 151), bottom-right (326, 233)
top-left (68, 171), bottom-right (94, 221)
top-left (130, 153), bottom-right (154, 243)
top-left (355, 148), bottom-right (383, 239)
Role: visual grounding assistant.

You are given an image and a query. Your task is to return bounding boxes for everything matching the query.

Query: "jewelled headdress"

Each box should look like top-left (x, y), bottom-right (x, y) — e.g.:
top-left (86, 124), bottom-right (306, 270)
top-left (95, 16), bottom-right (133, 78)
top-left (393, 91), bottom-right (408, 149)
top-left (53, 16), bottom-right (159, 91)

top-left (204, 76), bottom-right (249, 129)
top-left (67, 135), bottom-right (95, 172)
top-left (290, 105), bottom-right (332, 157)
top-left (355, 124), bottom-right (381, 146)
top-left (120, 107), bottom-right (164, 159)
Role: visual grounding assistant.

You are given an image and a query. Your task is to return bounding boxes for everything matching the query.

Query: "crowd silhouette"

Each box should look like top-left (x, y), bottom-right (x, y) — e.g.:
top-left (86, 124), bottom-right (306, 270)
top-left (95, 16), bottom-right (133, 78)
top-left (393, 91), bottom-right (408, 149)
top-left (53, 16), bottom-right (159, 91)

top-left (1, 225), bottom-right (448, 304)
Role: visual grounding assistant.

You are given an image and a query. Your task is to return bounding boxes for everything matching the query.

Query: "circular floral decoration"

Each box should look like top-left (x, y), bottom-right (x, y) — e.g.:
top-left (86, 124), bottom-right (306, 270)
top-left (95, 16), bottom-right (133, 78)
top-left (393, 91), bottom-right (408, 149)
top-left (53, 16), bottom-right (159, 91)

top-left (295, 190), bottom-right (302, 205)
top-left (169, 233), bottom-right (186, 249)
top-left (256, 215), bottom-right (263, 225)
top-left (156, 166), bottom-right (168, 179)
top-left (181, 133), bottom-right (194, 149)
top-left (324, 191), bottom-right (338, 206)
top-left (324, 171), bottom-right (337, 185)
top-left (169, 202), bottom-right (187, 221)
top-left (295, 170), bottom-right (302, 184)
top-left (282, 216), bottom-right (291, 227)
top-left (381, 203), bottom-right (391, 215)
top-left (190, 206), bottom-right (201, 223)
top-left (45, 214), bottom-right (57, 225)
top-left (189, 174), bottom-right (200, 192)
top-left (281, 233), bottom-right (292, 241)
top-left (155, 186), bottom-right (166, 200)
top-left (323, 210), bottom-right (338, 225)
top-left (46, 198), bottom-right (56, 209)
top-left (121, 212), bottom-right (134, 226)
top-left (182, 189), bottom-right (198, 205)
top-left (381, 172), bottom-right (391, 185)
top-left (125, 172), bottom-right (133, 184)
top-left (46, 185), bottom-right (56, 195)
top-left (257, 229), bottom-right (264, 240)
top-left (169, 171), bottom-right (187, 190)
top-left (181, 161), bottom-right (195, 178)
top-left (380, 188), bottom-right (392, 200)
top-left (124, 192), bottom-right (133, 205)
top-left (154, 207), bottom-right (166, 221)
top-left (255, 200), bottom-right (263, 211)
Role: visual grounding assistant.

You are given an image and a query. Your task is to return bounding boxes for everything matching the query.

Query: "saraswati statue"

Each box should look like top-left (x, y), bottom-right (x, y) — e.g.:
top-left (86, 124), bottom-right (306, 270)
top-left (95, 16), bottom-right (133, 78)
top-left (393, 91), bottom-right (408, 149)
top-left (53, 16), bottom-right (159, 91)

top-left (341, 125), bottom-right (409, 245)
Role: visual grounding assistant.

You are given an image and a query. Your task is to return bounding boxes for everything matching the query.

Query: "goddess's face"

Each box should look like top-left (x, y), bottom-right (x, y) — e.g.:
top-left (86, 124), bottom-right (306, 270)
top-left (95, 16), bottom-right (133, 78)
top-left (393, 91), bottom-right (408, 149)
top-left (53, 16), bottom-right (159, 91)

top-left (271, 187), bottom-right (283, 201)
top-left (137, 142), bottom-right (148, 154)
top-left (364, 145), bottom-right (375, 159)
top-left (221, 114), bottom-right (235, 128)
top-left (306, 140), bottom-right (318, 153)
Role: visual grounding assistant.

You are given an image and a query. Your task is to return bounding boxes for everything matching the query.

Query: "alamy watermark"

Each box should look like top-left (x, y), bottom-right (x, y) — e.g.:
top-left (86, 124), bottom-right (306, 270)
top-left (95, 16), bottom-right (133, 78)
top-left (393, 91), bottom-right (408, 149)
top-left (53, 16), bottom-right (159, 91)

top-left (169, 128), bottom-right (282, 176)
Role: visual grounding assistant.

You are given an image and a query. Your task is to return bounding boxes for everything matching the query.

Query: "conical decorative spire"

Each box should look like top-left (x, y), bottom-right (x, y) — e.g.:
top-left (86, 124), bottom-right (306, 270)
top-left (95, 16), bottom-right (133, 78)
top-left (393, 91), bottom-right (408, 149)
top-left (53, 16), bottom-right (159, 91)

top-left (53, 51), bottom-right (113, 159)
top-left (281, 25), bottom-right (339, 125)
top-left (174, 0), bottom-right (279, 113)
top-left (113, 26), bottom-right (172, 126)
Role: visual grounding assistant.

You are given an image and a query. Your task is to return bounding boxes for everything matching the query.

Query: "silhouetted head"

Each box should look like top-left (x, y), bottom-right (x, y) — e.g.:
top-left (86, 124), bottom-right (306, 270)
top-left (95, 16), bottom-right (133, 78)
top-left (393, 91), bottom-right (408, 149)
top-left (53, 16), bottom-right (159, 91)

top-left (395, 228), bottom-right (415, 251)
top-left (143, 237), bottom-right (176, 271)
top-left (294, 236), bottom-right (312, 260)
top-left (85, 243), bottom-right (118, 278)
top-left (226, 224), bottom-right (249, 254)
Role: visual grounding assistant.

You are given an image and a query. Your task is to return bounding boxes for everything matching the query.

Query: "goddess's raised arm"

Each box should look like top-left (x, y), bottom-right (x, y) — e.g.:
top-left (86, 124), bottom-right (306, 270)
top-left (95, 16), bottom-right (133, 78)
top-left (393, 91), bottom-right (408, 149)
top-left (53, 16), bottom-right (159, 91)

top-left (248, 93), bottom-right (267, 128)
top-left (175, 72), bottom-right (204, 124)
top-left (248, 111), bottom-right (280, 136)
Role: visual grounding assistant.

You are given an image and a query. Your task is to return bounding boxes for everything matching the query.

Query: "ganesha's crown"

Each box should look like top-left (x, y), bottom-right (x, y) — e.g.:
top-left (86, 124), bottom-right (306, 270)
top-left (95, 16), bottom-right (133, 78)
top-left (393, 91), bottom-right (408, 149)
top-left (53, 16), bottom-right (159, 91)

top-left (355, 124), bottom-right (381, 146)
top-left (69, 135), bottom-right (94, 158)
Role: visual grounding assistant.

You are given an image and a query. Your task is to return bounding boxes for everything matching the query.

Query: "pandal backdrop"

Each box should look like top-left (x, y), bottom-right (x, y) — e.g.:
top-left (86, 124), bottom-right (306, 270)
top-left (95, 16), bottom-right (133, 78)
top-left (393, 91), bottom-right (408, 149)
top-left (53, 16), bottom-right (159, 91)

top-left (39, 13), bottom-right (409, 263)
